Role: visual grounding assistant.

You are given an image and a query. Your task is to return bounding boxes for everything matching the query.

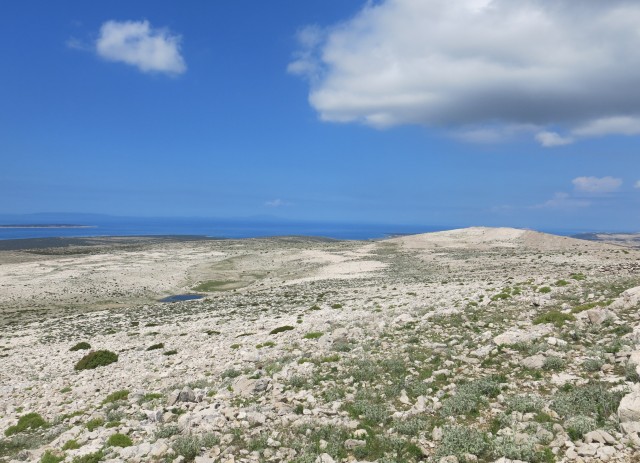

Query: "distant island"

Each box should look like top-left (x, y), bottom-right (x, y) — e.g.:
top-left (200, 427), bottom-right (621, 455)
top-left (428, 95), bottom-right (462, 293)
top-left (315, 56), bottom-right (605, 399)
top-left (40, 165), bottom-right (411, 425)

top-left (0, 224), bottom-right (96, 229)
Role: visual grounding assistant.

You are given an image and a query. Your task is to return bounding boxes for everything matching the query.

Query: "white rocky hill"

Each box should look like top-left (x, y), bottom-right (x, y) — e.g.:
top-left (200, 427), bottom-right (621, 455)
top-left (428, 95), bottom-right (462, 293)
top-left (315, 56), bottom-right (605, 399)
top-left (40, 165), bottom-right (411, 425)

top-left (0, 229), bottom-right (639, 463)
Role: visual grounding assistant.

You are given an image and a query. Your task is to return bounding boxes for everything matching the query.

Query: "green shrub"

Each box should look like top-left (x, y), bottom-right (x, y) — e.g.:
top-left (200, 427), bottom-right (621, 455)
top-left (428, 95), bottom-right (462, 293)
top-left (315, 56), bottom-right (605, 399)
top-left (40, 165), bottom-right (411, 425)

top-left (321, 354), bottom-right (340, 363)
top-left (269, 325), bottom-right (294, 335)
top-left (505, 394), bottom-right (543, 414)
top-left (107, 433), bottom-right (132, 447)
top-left (492, 435), bottom-right (534, 461)
top-left (552, 382), bottom-right (626, 424)
top-left (146, 343), bottom-right (164, 351)
top-left (86, 418), bottom-right (104, 431)
top-left (555, 280), bottom-right (569, 287)
top-left (221, 368), bottom-right (242, 379)
top-left (543, 356), bottom-right (565, 371)
top-left (40, 450), bottom-right (64, 463)
top-left (141, 392), bottom-right (163, 402)
top-left (394, 415), bottom-right (431, 436)
top-left (566, 415), bottom-right (597, 440)
top-left (74, 350), bottom-right (118, 370)
top-left (538, 286), bottom-right (552, 294)
top-left (571, 302), bottom-right (601, 313)
top-left (440, 376), bottom-right (503, 417)
top-left (102, 390), bottom-right (129, 404)
top-left (172, 434), bottom-right (220, 461)
top-left (583, 358), bottom-right (604, 372)
top-left (256, 341), bottom-right (275, 348)
top-left (72, 451), bottom-right (103, 463)
top-left (435, 425), bottom-right (489, 461)
top-left (70, 342), bottom-right (91, 351)
top-left (163, 350), bottom-right (177, 356)
top-left (154, 425), bottom-right (180, 439)
top-left (4, 413), bottom-right (48, 436)
top-left (62, 439), bottom-right (81, 450)
top-left (626, 362), bottom-right (640, 382)
top-left (491, 292), bottom-right (511, 301)
top-left (344, 392), bottom-right (389, 426)
top-left (533, 311), bottom-right (575, 327)
top-left (570, 273), bottom-right (586, 281)
top-left (304, 332), bottom-right (324, 339)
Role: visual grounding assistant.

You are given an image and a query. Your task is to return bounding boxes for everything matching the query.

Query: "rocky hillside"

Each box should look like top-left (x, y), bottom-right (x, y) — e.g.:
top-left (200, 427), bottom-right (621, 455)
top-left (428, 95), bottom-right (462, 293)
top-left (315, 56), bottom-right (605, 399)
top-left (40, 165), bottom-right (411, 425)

top-left (1, 228), bottom-right (640, 463)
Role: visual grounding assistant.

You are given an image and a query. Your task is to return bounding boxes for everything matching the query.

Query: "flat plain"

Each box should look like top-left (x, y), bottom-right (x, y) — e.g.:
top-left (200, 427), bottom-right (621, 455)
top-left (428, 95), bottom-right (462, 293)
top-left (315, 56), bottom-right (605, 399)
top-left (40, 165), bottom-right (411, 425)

top-left (2, 227), bottom-right (640, 463)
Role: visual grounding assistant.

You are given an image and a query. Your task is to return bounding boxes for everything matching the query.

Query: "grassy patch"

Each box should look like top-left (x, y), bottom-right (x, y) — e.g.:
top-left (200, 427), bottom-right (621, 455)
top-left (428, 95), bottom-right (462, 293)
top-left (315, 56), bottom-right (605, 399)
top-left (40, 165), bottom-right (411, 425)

top-left (193, 280), bottom-right (236, 292)
top-left (551, 382), bottom-right (626, 425)
top-left (172, 434), bottom-right (220, 461)
top-left (102, 389), bottom-right (129, 404)
top-left (71, 451), bottom-right (103, 463)
top-left (256, 341), bottom-right (276, 349)
top-left (435, 425), bottom-right (490, 461)
top-left (4, 413), bottom-right (48, 437)
top-left (304, 331), bottom-right (324, 339)
top-left (62, 439), bottom-right (81, 450)
top-left (146, 343), bottom-right (164, 351)
top-left (533, 310), bottom-right (575, 327)
top-left (40, 450), bottom-right (64, 463)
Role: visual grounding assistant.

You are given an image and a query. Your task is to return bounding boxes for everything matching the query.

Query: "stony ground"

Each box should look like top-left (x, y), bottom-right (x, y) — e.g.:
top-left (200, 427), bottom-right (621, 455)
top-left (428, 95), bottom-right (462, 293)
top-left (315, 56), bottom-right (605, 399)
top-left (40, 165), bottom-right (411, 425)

top-left (2, 227), bottom-right (640, 463)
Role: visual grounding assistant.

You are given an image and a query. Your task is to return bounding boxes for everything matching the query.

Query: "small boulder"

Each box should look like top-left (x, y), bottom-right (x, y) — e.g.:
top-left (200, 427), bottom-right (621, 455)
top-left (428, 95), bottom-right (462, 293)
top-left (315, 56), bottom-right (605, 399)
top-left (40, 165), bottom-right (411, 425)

top-left (522, 354), bottom-right (546, 370)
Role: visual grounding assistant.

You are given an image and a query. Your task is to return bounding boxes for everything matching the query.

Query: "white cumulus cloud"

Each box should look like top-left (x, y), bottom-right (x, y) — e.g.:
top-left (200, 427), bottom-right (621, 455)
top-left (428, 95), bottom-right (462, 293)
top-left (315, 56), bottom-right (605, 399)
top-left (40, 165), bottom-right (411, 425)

top-left (96, 20), bottom-right (186, 75)
top-left (290, 0), bottom-right (640, 146)
top-left (572, 176), bottom-right (622, 194)
top-left (265, 199), bottom-right (290, 207)
top-left (534, 192), bottom-right (590, 209)
top-left (535, 132), bottom-right (574, 148)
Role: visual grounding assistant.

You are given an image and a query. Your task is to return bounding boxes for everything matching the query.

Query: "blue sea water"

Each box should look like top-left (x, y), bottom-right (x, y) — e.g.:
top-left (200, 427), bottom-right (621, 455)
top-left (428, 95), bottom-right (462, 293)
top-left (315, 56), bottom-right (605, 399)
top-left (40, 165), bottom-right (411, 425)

top-left (0, 217), bottom-right (446, 241)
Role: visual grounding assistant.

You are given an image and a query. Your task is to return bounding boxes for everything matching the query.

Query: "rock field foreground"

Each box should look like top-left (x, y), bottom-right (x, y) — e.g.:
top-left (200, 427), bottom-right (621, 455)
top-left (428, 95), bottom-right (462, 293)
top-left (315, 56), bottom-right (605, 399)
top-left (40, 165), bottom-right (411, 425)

top-left (1, 227), bottom-right (640, 463)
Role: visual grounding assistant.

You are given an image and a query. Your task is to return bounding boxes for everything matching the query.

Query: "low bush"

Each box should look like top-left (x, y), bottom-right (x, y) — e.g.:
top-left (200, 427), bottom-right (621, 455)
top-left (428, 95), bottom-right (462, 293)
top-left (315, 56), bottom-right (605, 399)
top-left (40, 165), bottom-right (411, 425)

top-left (74, 350), bottom-right (118, 370)
top-left (533, 311), bottom-right (575, 327)
top-left (154, 425), bottom-right (180, 439)
top-left (85, 418), bottom-right (104, 432)
top-left (72, 451), bottom-right (103, 463)
top-left (269, 325), bottom-right (294, 335)
top-left (543, 356), bottom-right (565, 371)
top-left (172, 434), bottom-right (220, 461)
top-left (107, 433), bottom-right (132, 447)
top-left (69, 342), bottom-right (91, 351)
top-left (102, 390), bottom-right (129, 404)
top-left (551, 382), bottom-right (626, 424)
top-left (40, 450), bottom-right (64, 463)
top-left (62, 439), bottom-right (81, 450)
top-left (565, 415), bottom-right (597, 440)
top-left (4, 413), bottom-right (48, 436)
top-left (435, 425), bottom-right (490, 461)
top-left (146, 343), bottom-right (164, 351)
top-left (504, 394), bottom-right (543, 414)
top-left (583, 357), bottom-right (604, 372)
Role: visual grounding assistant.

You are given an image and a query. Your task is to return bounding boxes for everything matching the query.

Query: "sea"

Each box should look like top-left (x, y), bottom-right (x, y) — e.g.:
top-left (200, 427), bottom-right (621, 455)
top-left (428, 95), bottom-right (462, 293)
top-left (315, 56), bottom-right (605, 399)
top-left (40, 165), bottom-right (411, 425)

top-left (0, 217), bottom-right (449, 241)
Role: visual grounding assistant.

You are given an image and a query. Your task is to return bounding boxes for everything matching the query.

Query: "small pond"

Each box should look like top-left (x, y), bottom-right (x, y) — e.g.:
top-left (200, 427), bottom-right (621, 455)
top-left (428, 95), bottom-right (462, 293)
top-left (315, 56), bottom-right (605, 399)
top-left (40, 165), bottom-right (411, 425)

top-left (159, 294), bottom-right (204, 303)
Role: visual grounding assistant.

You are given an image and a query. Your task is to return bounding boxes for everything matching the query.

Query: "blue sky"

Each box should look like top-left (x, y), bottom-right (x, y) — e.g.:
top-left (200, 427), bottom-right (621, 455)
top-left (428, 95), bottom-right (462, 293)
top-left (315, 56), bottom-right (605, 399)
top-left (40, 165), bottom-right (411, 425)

top-left (1, 0), bottom-right (639, 231)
